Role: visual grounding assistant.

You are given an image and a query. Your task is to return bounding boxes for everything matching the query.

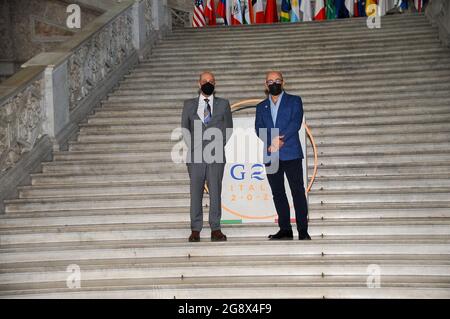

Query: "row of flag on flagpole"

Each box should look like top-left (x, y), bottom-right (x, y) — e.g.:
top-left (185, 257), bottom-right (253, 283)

top-left (193, 0), bottom-right (425, 27)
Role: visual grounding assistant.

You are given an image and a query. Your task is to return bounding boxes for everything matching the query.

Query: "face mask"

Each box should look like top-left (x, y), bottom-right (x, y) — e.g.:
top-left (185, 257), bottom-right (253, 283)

top-left (268, 83), bottom-right (283, 96)
top-left (201, 82), bottom-right (215, 96)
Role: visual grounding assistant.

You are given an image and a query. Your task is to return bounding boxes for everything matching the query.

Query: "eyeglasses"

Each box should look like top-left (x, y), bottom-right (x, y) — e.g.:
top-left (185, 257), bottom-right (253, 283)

top-left (266, 79), bottom-right (283, 85)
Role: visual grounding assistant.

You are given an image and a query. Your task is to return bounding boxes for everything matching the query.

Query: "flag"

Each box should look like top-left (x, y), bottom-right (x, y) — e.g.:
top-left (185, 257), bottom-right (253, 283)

top-left (354, 0), bottom-right (359, 16)
top-left (300, 0), bottom-right (313, 21)
top-left (193, 0), bottom-right (206, 27)
top-left (336, 0), bottom-right (350, 18)
top-left (399, 0), bottom-right (408, 10)
top-left (265, 0), bottom-right (278, 23)
top-left (365, 0), bottom-right (377, 16)
top-left (217, 0), bottom-right (227, 24)
top-left (291, 0), bottom-right (301, 22)
top-left (243, 0), bottom-right (255, 24)
top-left (414, 0), bottom-right (422, 12)
top-left (227, 0), bottom-right (233, 24)
top-left (358, 0), bottom-right (367, 17)
top-left (314, 0), bottom-right (326, 20)
top-left (204, 0), bottom-right (217, 25)
top-left (231, 0), bottom-right (243, 24)
top-left (253, 0), bottom-right (265, 23)
top-left (345, 0), bottom-right (355, 16)
top-left (326, 0), bottom-right (336, 19)
top-left (281, 0), bottom-right (291, 22)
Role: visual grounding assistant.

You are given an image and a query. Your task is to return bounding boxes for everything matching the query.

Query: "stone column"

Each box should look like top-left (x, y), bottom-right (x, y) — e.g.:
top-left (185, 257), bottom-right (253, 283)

top-left (23, 52), bottom-right (71, 150)
top-left (152, 0), bottom-right (172, 36)
top-left (132, 0), bottom-right (147, 53)
top-left (426, 0), bottom-right (450, 47)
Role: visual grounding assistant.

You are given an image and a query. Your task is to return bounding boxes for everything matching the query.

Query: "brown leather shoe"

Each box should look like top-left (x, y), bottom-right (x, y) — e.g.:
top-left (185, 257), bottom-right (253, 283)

top-left (189, 231), bottom-right (200, 242)
top-left (211, 229), bottom-right (227, 242)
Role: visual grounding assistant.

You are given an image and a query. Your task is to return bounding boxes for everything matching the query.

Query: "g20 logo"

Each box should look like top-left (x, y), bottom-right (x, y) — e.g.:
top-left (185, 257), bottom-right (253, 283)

top-left (230, 164), bottom-right (265, 181)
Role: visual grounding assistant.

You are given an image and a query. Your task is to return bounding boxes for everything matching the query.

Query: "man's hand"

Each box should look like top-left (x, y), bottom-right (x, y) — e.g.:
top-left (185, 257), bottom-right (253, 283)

top-left (268, 135), bottom-right (284, 153)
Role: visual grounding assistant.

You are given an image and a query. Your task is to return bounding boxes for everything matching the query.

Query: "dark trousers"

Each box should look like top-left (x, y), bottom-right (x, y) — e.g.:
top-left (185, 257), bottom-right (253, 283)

top-left (266, 158), bottom-right (309, 235)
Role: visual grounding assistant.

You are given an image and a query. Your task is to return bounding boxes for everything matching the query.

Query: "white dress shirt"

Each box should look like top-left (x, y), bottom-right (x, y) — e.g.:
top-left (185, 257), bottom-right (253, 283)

top-left (197, 94), bottom-right (214, 123)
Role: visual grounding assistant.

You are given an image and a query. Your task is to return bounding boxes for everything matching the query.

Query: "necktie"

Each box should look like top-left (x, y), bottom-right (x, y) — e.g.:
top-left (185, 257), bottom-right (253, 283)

top-left (204, 98), bottom-right (212, 124)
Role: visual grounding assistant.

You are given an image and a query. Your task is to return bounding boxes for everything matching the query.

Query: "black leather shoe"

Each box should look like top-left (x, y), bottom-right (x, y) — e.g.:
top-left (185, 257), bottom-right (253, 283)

top-left (189, 231), bottom-right (200, 242)
top-left (211, 230), bottom-right (227, 242)
top-left (299, 233), bottom-right (311, 240)
top-left (268, 230), bottom-right (293, 240)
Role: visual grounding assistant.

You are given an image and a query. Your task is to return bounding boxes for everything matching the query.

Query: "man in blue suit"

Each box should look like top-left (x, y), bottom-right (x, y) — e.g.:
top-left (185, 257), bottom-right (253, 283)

top-left (255, 71), bottom-right (311, 240)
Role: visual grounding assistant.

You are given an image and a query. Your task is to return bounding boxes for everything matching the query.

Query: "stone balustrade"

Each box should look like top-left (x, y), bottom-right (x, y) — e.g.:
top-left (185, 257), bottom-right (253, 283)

top-left (0, 0), bottom-right (171, 212)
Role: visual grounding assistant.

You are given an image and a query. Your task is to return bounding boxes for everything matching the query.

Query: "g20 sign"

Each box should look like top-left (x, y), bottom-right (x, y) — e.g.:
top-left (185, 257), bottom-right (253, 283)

top-left (221, 117), bottom-right (307, 223)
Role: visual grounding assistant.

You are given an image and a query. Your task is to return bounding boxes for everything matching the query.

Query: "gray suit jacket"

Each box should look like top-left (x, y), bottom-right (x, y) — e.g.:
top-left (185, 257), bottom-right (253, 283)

top-left (181, 96), bottom-right (233, 164)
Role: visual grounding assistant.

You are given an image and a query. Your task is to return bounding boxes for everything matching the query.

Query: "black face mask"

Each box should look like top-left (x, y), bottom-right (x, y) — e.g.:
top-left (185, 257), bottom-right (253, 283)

top-left (201, 82), bottom-right (215, 96)
top-left (268, 83), bottom-right (283, 96)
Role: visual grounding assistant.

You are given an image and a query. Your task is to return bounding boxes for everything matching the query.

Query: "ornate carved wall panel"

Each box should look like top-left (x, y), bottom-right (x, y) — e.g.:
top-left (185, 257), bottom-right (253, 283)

top-left (67, 6), bottom-right (134, 110)
top-left (0, 76), bottom-right (45, 174)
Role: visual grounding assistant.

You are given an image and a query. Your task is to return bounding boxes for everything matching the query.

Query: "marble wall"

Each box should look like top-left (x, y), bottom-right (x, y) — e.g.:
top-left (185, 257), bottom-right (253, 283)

top-left (1, 0), bottom-right (102, 64)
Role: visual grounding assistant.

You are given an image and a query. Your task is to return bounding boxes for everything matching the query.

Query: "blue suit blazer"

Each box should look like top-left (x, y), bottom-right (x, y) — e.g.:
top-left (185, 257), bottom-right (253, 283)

top-left (255, 92), bottom-right (304, 162)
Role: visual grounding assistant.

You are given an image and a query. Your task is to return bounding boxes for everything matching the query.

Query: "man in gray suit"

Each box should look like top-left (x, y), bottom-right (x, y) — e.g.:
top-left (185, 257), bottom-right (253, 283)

top-left (181, 71), bottom-right (233, 242)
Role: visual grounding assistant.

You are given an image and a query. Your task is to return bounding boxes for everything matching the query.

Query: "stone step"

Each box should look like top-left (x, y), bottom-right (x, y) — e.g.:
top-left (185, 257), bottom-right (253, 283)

top-left (84, 111), bottom-right (450, 128)
top-left (4, 194), bottom-right (193, 213)
top-left (18, 168), bottom-right (450, 199)
top-left (1, 236), bottom-right (449, 265)
top-left (18, 182), bottom-right (191, 199)
top-left (150, 35), bottom-right (440, 60)
top-left (1, 262), bottom-right (449, 288)
top-left (139, 59), bottom-right (449, 76)
top-left (129, 57), bottom-right (450, 82)
top-left (66, 137), bottom-right (450, 155)
top-left (4, 203), bottom-right (450, 221)
top-left (2, 284), bottom-right (450, 299)
top-left (314, 165), bottom-right (450, 177)
top-left (105, 85), bottom-right (450, 103)
top-left (3, 280), bottom-right (449, 299)
top-left (5, 188), bottom-right (450, 213)
top-left (73, 131), bottom-right (450, 146)
top-left (312, 175), bottom-right (450, 190)
top-left (130, 53), bottom-right (450, 78)
top-left (161, 27), bottom-right (437, 48)
top-left (136, 47), bottom-right (449, 72)
top-left (101, 89), bottom-right (450, 109)
top-left (30, 172), bottom-right (189, 186)
top-left (31, 158), bottom-right (449, 186)
top-left (40, 153), bottom-right (450, 175)
top-left (76, 123), bottom-right (450, 145)
top-left (167, 14), bottom-right (429, 36)
top-left (3, 253), bottom-right (447, 271)
top-left (167, 15), bottom-right (430, 35)
top-left (156, 31), bottom-right (438, 55)
top-left (4, 220), bottom-right (450, 246)
top-left (156, 25), bottom-right (435, 48)
top-left (114, 74), bottom-right (450, 96)
top-left (119, 68), bottom-right (450, 90)
top-left (56, 141), bottom-right (450, 161)
top-left (39, 159), bottom-right (450, 177)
